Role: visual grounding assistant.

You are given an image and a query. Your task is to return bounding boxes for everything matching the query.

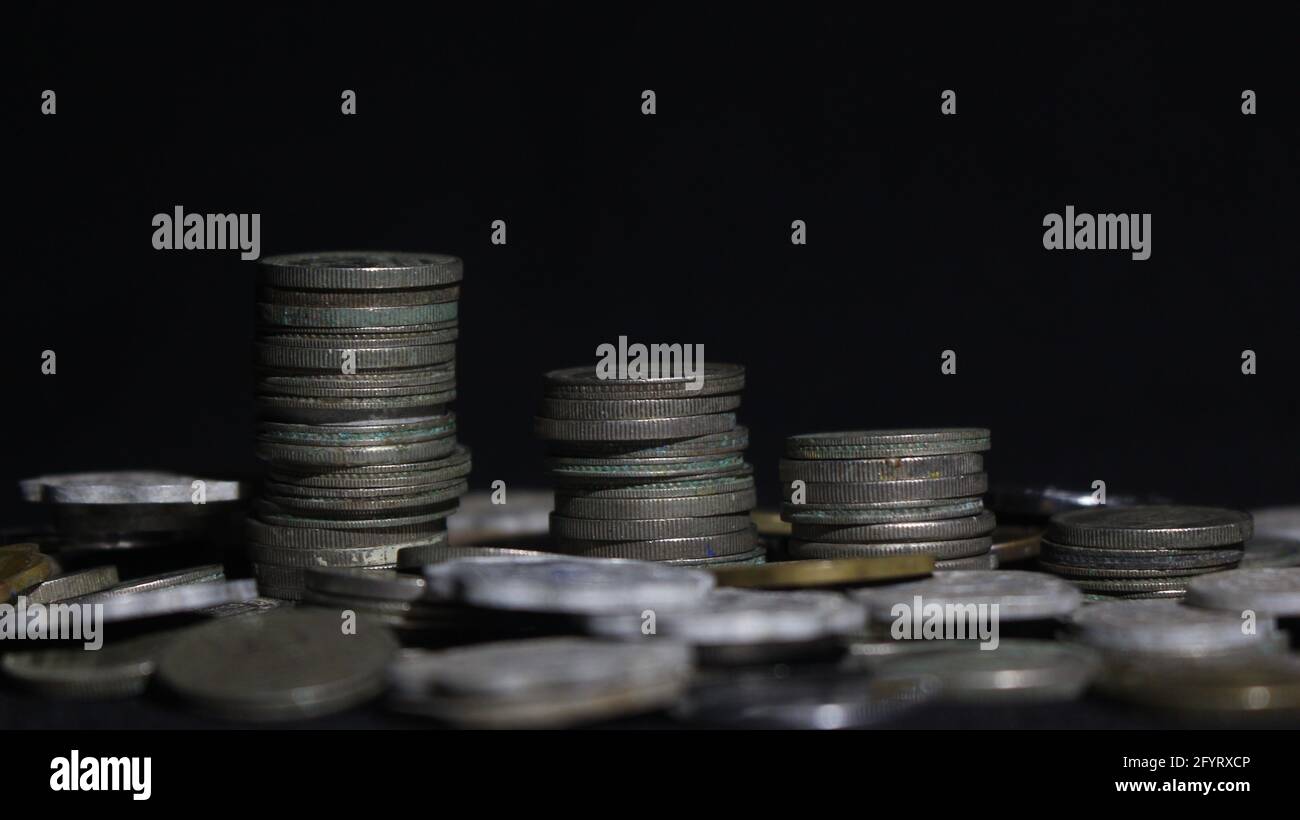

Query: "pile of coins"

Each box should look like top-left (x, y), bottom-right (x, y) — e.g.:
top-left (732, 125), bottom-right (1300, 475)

top-left (1039, 505), bottom-right (1252, 599)
top-left (248, 252), bottom-right (471, 599)
top-left (535, 363), bottom-right (759, 565)
top-left (780, 429), bottom-right (996, 570)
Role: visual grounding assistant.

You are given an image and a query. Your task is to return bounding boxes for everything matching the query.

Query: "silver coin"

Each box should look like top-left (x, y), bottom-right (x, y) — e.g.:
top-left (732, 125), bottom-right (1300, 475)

top-left (790, 511), bottom-right (996, 543)
top-left (257, 302), bottom-right (457, 329)
top-left (854, 570), bottom-right (1081, 623)
top-left (553, 428), bottom-right (749, 458)
top-left (786, 474), bottom-right (988, 505)
top-left (543, 363), bottom-right (744, 398)
top-left (23, 566), bottom-right (120, 604)
top-left (255, 343), bottom-right (456, 371)
top-left (87, 580), bottom-right (258, 623)
top-left (987, 483), bottom-right (1170, 519)
top-left (538, 395), bottom-right (741, 420)
top-left (396, 544), bottom-right (553, 569)
top-left (781, 497), bottom-right (985, 526)
top-left (259, 482), bottom-right (467, 516)
top-left (1068, 599), bottom-right (1281, 655)
top-left (256, 436), bottom-right (458, 468)
top-left (303, 567), bottom-right (427, 602)
top-left (784, 429), bottom-right (991, 459)
top-left (553, 488), bottom-right (756, 519)
top-left (157, 609), bottom-right (398, 720)
top-left (258, 284), bottom-right (459, 306)
top-left (22, 471), bottom-right (243, 505)
top-left (552, 527), bottom-right (758, 560)
top-left (672, 667), bottom-right (940, 729)
top-left (535, 413), bottom-right (737, 442)
top-left (245, 518), bottom-right (447, 549)
top-left (256, 392), bottom-right (456, 424)
top-left (779, 453), bottom-right (984, 483)
top-left (1241, 536), bottom-right (1300, 568)
top-left (549, 513), bottom-right (752, 541)
top-left (1, 630), bottom-right (183, 699)
top-left (789, 536), bottom-right (992, 561)
top-left (553, 471), bottom-right (754, 501)
top-left (248, 542), bottom-right (426, 568)
top-left (254, 506), bottom-right (455, 530)
top-left (259, 251), bottom-right (463, 289)
top-left (872, 640), bottom-right (1101, 703)
top-left (548, 454), bottom-right (748, 482)
top-left (260, 328), bottom-right (458, 349)
top-left (1251, 506), bottom-right (1300, 542)
top-left (1185, 568), bottom-right (1300, 616)
top-left (1047, 506), bottom-right (1253, 550)
top-left (87, 565), bottom-right (226, 597)
top-left (256, 414), bottom-right (455, 445)
top-left (1038, 539), bottom-right (1244, 570)
top-left (585, 588), bottom-right (864, 645)
top-left (423, 556), bottom-right (714, 614)
top-left (933, 552), bottom-right (999, 571)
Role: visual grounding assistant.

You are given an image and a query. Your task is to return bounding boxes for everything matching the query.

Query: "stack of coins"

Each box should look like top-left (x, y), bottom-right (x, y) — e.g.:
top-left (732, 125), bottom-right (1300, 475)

top-left (1040, 505), bottom-right (1252, 599)
top-left (780, 429), bottom-right (996, 570)
top-left (535, 363), bottom-right (760, 565)
top-left (248, 252), bottom-right (470, 599)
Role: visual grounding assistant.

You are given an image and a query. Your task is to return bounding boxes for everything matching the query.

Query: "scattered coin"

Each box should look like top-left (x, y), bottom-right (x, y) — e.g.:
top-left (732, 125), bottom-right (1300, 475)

top-left (2, 630), bottom-right (185, 699)
top-left (24, 566), bottom-right (120, 604)
top-left (710, 555), bottom-right (934, 590)
top-left (1068, 599), bottom-right (1281, 656)
top-left (854, 570), bottom-right (1082, 623)
top-left (1241, 536), bottom-right (1300, 568)
top-left (1095, 653), bottom-right (1300, 712)
top-left (1184, 568), bottom-right (1300, 616)
top-left (872, 640), bottom-right (1101, 703)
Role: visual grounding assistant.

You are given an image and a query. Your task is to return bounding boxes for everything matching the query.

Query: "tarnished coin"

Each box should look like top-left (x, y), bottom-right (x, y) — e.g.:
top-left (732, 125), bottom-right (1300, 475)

top-left (2, 630), bottom-right (183, 699)
top-left (779, 453), bottom-right (983, 484)
top-left (990, 526), bottom-right (1043, 563)
top-left (303, 567), bottom-right (427, 602)
top-left (1037, 562), bottom-right (1214, 579)
top-left (1185, 568), bottom-right (1300, 616)
top-left (1047, 506), bottom-right (1253, 550)
top-left (255, 343), bottom-right (456, 371)
top-left (710, 555), bottom-right (934, 589)
top-left (548, 454), bottom-right (748, 482)
top-left (1096, 653), bottom-right (1300, 712)
top-left (24, 566), bottom-right (120, 604)
top-left (1241, 537), bottom-right (1300, 568)
top-left (554, 488), bottom-right (756, 519)
top-left (157, 609), bottom-right (398, 720)
top-left (258, 284), bottom-right (459, 306)
top-left (423, 556), bottom-right (714, 614)
top-left (782, 497), bottom-right (985, 526)
top-left (664, 545), bottom-right (767, 567)
top-left (987, 483), bottom-right (1169, 520)
top-left (1069, 577), bottom-right (1194, 595)
top-left (673, 667), bottom-right (940, 729)
top-left (550, 513), bottom-right (751, 541)
top-left (784, 474), bottom-right (988, 505)
top-left (396, 544), bottom-right (553, 569)
top-left (553, 428), bottom-right (749, 458)
top-left (80, 565), bottom-right (225, 597)
top-left (1039, 539), bottom-right (1244, 570)
top-left (266, 445), bottom-right (471, 489)
top-left (256, 414), bottom-right (455, 445)
top-left (872, 640), bottom-right (1100, 703)
top-left (855, 570), bottom-right (1082, 622)
top-left (784, 429), bottom-right (991, 459)
top-left (259, 251), bottom-right (463, 289)
top-left (789, 536), bottom-right (992, 561)
top-left (259, 482), bottom-right (467, 517)
top-left (553, 528), bottom-right (758, 560)
top-left (256, 436), bottom-right (457, 468)
top-left (535, 413), bottom-right (737, 442)
top-left (538, 395), bottom-right (741, 420)
top-left (388, 639), bottom-right (692, 728)
top-left (585, 588), bottom-right (864, 646)
top-left (257, 302), bottom-right (458, 329)
top-left (791, 511), bottom-right (996, 544)
top-left (246, 518), bottom-right (448, 549)
top-left (1069, 599), bottom-right (1281, 655)
top-left (543, 363), bottom-right (744, 398)
top-left (933, 552), bottom-right (999, 571)
top-left (553, 471), bottom-right (754, 501)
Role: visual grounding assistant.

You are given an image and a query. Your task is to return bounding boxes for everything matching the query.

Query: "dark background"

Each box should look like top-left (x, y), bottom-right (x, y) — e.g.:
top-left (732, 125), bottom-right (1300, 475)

top-left (7, 4), bottom-right (1298, 523)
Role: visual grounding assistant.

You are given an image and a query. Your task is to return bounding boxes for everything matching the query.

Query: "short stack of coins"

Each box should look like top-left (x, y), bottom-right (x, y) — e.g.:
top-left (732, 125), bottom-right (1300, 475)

top-left (248, 252), bottom-right (471, 599)
top-left (780, 429), bottom-right (996, 569)
top-left (536, 363), bottom-right (760, 565)
top-left (1040, 505), bottom-right (1252, 599)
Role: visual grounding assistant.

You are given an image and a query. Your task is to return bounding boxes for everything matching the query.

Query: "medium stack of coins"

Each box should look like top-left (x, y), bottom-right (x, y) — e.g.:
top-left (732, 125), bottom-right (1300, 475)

top-left (780, 429), bottom-right (996, 569)
top-left (248, 252), bottom-right (471, 599)
top-left (536, 363), bottom-right (760, 564)
top-left (1040, 505), bottom-right (1252, 599)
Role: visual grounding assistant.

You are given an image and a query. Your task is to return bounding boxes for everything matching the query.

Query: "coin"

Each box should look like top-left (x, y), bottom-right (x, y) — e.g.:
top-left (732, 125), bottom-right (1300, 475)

top-left (784, 429), bottom-right (991, 459)
top-left (554, 488), bottom-right (757, 519)
top-left (24, 566), bottom-right (120, 604)
top-left (547, 454), bottom-right (748, 482)
top-left (396, 544), bottom-right (553, 569)
top-left (1184, 568), bottom-right (1300, 616)
top-left (86, 580), bottom-right (259, 624)
top-left (1039, 540), bottom-right (1244, 570)
top-left (538, 395), bottom-right (741, 420)
top-left (710, 555), bottom-right (934, 589)
top-left (157, 609), bottom-right (398, 720)
top-left (855, 570), bottom-right (1082, 622)
top-left (535, 413), bottom-right (738, 442)
top-left (553, 428), bottom-right (749, 458)
top-left (553, 528), bottom-right (759, 560)
top-left (257, 302), bottom-right (458, 329)
top-left (1047, 506), bottom-right (1253, 550)
top-left (1068, 599), bottom-right (1281, 655)
top-left (871, 640), bottom-right (1100, 703)
top-left (990, 525), bottom-right (1043, 563)
top-left (24, 471), bottom-right (244, 505)
top-left (779, 453), bottom-right (984, 483)
top-left (554, 471), bottom-right (754, 500)
top-left (259, 251), bottom-right (463, 289)
top-left (0, 552), bottom-right (56, 599)
top-left (784, 474), bottom-right (989, 504)
top-left (303, 567), bottom-right (427, 602)
top-left (1241, 536), bottom-right (1300, 568)
top-left (790, 511), bottom-right (996, 543)
top-left (987, 483), bottom-right (1170, 520)
top-left (258, 285), bottom-right (459, 306)
top-left (789, 536), bottom-right (992, 561)
top-left (550, 513), bottom-right (752, 541)
top-left (424, 557), bottom-right (715, 614)
top-left (1250, 506), bottom-right (1300, 541)
top-left (1095, 653), bottom-right (1300, 712)
top-left (782, 497), bottom-right (986, 526)
top-left (933, 552), bottom-right (999, 571)
top-left (1, 630), bottom-right (183, 699)
top-left (543, 363), bottom-right (744, 398)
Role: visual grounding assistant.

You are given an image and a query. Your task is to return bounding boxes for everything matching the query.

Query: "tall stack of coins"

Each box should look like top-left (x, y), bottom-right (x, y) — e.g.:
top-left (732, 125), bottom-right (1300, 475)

top-left (536, 363), bottom-right (760, 565)
top-left (1040, 506), bottom-right (1252, 599)
top-left (248, 252), bottom-right (471, 599)
top-left (780, 429), bottom-right (996, 569)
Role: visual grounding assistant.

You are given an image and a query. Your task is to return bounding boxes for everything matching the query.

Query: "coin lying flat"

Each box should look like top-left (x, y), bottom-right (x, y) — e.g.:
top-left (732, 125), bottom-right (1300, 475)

top-left (710, 555), bottom-right (934, 590)
top-left (789, 536), bottom-right (992, 561)
top-left (1039, 540), bottom-right (1243, 570)
top-left (1047, 506), bottom-right (1253, 550)
top-left (989, 526), bottom-right (1043, 563)
top-left (538, 395), bottom-right (741, 420)
top-left (1249, 506), bottom-right (1300, 542)
top-left (934, 552), bottom-right (998, 571)
top-left (1240, 537), bottom-right (1300, 569)
top-left (303, 567), bottom-right (427, 602)
top-left (158, 609), bottom-right (398, 720)
top-left (21, 471), bottom-right (243, 504)
top-left (553, 528), bottom-right (759, 561)
top-left (388, 639), bottom-right (692, 727)
top-left (584, 588), bottom-right (865, 646)
top-left (259, 251), bottom-right (463, 289)
top-left (24, 566), bottom-right (120, 604)
top-left (871, 640), bottom-right (1100, 703)
top-left (1184, 568), bottom-right (1300, 616)
top-left (550, 513), bottom-right (751, 540)
top-left (2, 630), bottom-right (185, 699)
top-left (1068, 599), bottom-right (1281, 656)
top-left (791, 512), bottom-right (996, 544)
top-left (779, 453), bottom-right (984, 484)
top-left (395, 544), bottom-right (552, 569)
top-left (543, 364), bottom-right (744, 398)
top-left (782, 498), bottom-right (986, 526)
top-left (424, 557), bottom-right (714, 614)
top-left (786, 475), bottom-right (988, 505)
top-left (1096, 653), bottom-right (1300, 712)
top-left (854, 570), bottom-right (1082, 623)
top-left (672, 667), bottom-right (940, 729)
top-left (784, 429), bottom-right (991, 459)
top-left (987, 483), bottom-right (1169, 520)
top-left (553, 488), bottom-right (757, 520)
top-left (88, 580), bottom-right (259, 624)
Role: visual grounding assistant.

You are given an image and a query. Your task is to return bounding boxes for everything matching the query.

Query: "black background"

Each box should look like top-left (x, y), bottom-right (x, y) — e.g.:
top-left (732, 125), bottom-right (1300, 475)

top-left (7, 3), bottom-right (1299, 523)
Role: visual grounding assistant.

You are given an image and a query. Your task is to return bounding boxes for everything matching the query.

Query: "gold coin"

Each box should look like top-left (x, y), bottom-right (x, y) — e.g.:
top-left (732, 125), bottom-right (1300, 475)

top-left (0, 552), bottom-right (56, 601)
top-left (0, 542), bottom-right (40, 556)
top-left (710, 554), bottom-right (933, 589)
top-left (750, 509), bottom-right (791, 537)
top-left (1098, 654), bottom-right (1300, 712)
top-left (990, 526), bottom-right (1043, 563)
